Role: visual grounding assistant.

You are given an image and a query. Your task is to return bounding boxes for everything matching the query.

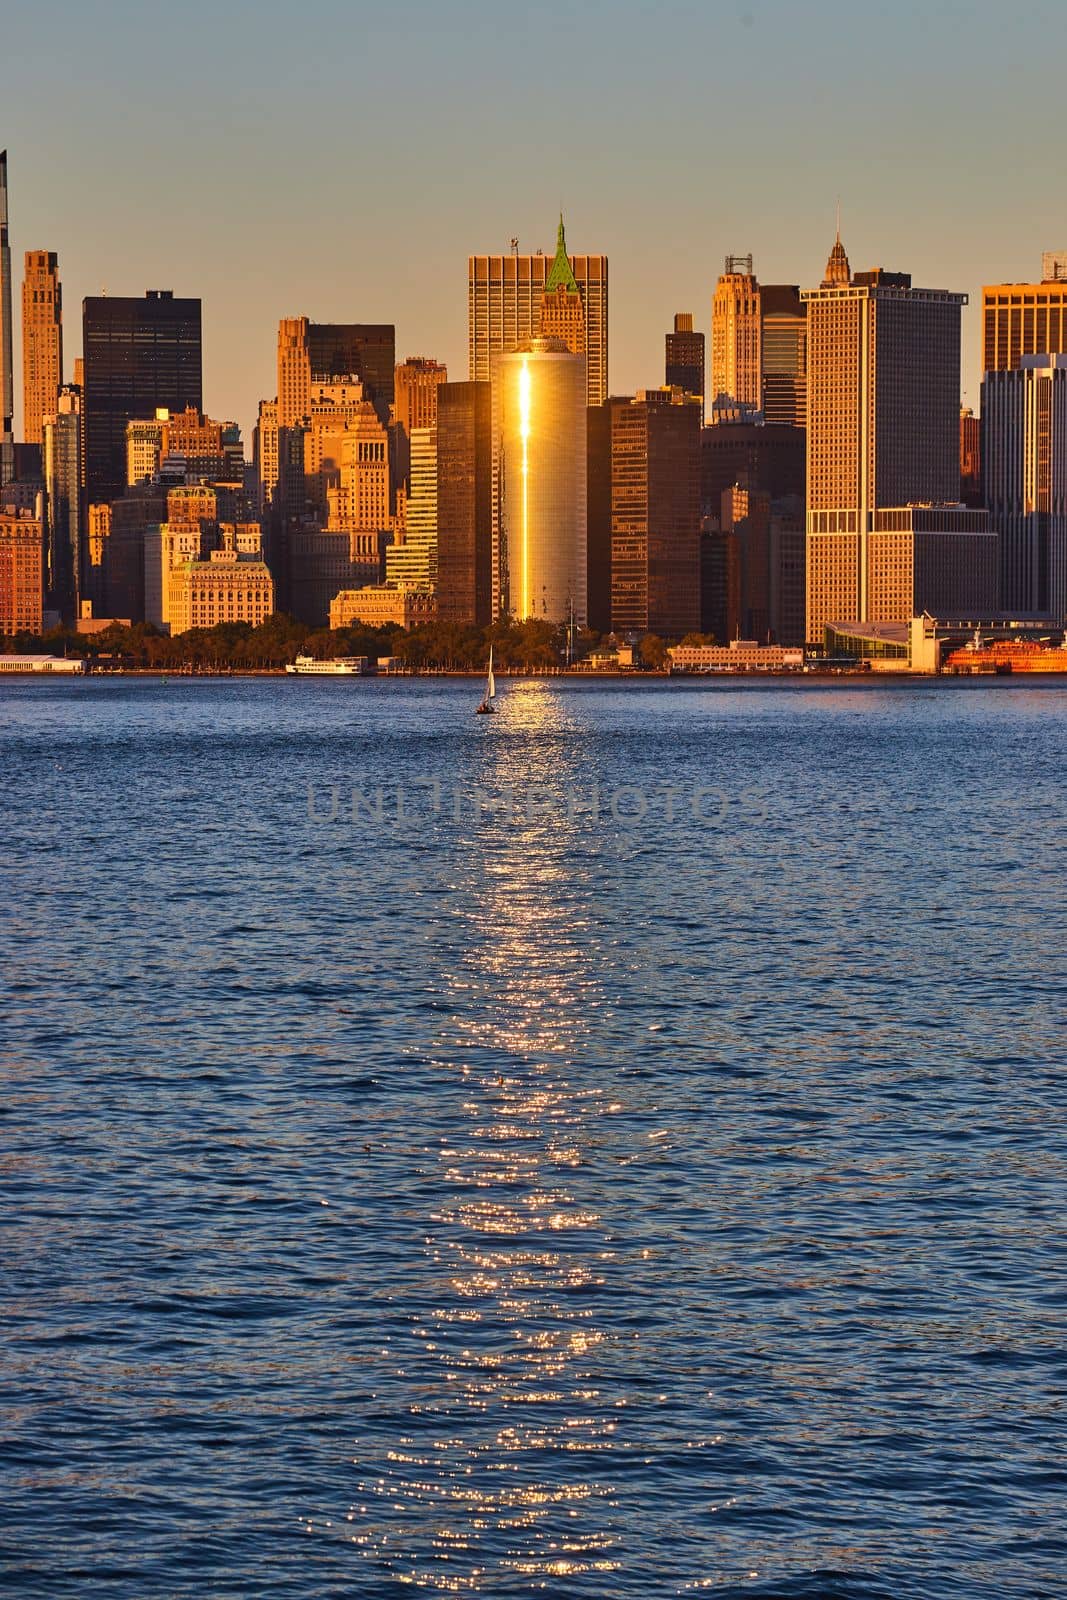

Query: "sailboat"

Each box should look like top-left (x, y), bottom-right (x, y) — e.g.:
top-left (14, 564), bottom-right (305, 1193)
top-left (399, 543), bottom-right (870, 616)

top-left (475, 646), bottom-right (496, 714)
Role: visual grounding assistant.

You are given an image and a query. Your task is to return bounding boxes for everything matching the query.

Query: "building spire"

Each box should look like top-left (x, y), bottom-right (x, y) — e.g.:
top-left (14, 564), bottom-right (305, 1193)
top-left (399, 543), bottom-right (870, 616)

top-left (822, 217), bottom-right (851, 288)
top-left (545, 211), bottom-right (579, 294)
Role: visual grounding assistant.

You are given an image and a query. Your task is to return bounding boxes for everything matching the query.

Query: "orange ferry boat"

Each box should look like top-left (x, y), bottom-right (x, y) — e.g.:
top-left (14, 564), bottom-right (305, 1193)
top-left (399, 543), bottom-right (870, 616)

top-left (945, 638), bottom-right (1067, 674)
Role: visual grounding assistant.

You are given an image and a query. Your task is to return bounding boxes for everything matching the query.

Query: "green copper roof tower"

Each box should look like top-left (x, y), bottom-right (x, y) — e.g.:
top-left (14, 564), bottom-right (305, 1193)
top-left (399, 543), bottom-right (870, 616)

top-left (545, 213), bottom-right (579, 295)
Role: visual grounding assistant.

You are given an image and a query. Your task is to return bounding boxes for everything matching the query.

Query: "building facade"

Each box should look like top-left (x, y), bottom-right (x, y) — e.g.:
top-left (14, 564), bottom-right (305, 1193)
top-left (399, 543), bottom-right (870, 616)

top-left (435, 380), bottom-right (493, 628)
top-left (469, 218), bottom-right (607, 407)
top-left (0, 505), bottom-right (43, 634)
top-left (665, 313), bottom-right (705, 423)
top-left (760, 284), bottom-right (806, 428)
top-left (329, 584), bottom-right (436, 629)
top-left (803, 239), bottom-right (968, 641)
top-left (982, 354), bottom-right (1067, 621)
top-left (22, 250), bottom-right (62, 447)
top-left (982, 268), bottom-right (1067, 375)
top-left (0, 153), bottom-right (13, 485)
top-left (394, 356), bottom-right (448, 433)
top-left (711, 256), bottom-right (761, 409)
top-left (167, 546), bottom-right (274, 635)
top-left (277, 317), bottom-right (395, 429)
top-left (385, 426), bottom-right (436, 590)
top-left (42, 386), bottom-right (82, 623)
top-left (610, 389), bottom-right (702, 638)
top-left (83, 290), bottom-right (202, 503)
top-left (495, 337), bottom-right (587, 624)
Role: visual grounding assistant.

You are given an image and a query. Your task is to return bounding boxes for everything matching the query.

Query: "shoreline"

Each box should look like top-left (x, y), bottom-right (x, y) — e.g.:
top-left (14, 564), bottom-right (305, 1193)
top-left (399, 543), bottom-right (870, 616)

top-left (5, 666), bottom-right (1065, 684)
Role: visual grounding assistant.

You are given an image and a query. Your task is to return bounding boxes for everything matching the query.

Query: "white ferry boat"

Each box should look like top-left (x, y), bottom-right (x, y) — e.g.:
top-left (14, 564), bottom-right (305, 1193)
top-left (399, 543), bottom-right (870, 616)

top-left (285, 654), bottom-right (371, 676)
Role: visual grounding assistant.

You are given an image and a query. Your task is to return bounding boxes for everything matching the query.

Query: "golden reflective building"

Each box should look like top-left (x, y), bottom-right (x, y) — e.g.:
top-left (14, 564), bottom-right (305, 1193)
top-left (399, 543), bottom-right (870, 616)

top-left (22, 250), bottom-right (62, 447)
top-left (495, 337), bottom-right (586, 624)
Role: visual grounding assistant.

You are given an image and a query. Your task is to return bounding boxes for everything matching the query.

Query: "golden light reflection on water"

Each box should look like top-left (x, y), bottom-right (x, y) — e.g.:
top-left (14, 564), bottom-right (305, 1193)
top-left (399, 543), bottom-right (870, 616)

top-left (350, 682), bottom-right (626, 1588)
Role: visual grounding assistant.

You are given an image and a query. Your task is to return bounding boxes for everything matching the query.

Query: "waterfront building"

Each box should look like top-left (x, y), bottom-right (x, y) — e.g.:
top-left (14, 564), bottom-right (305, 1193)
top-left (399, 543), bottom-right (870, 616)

top-left (0, 153), bottom-right (14, 485)
top-left (981, 264), bottom-right (1067, 375)
top-left (610, 389), bottom-right (701, 638)
top-left (435, 380), bottom-right (493, 628)
top-left (329, 583), bottom-right (436, 629)
top-left (277, 317), bottom-right (395, 429)
top-left (22, 250), bottom-right (62, 447)
top-left (802, 238), bottom-right (978, 641)
top-left (83, 290), bottom-right (202, 503)
top-left (665, 313), bottom-right (705, 423)
top-left (982, 354), bottom-right (1067, 621)
top-left (0, 504), bottom-right (43, 633)
top-left (711, 255), bottom-right (761, 409)
top-left (167, 541), bottom-right (274, 635)
top-left (469, 218), bottom-right (607, 406)
top-left (494, 336), bottom-right (586, 624)
top-left (669, 639), bottom-right (804, 671)
top-left (385, 426), bottom-right (436, 590)
top-left (42, 385), bottom-right (82, 623)
top-left (760, 285), bottom-right (806, 428)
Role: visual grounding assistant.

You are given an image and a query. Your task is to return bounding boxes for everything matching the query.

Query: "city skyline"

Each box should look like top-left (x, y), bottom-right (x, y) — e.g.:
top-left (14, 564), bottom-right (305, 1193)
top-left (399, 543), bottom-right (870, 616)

top-left (5, 0), bottom-right (1066, 437)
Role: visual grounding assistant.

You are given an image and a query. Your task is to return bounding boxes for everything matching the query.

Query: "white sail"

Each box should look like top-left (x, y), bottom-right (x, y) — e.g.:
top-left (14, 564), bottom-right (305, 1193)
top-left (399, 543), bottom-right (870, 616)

top-left (487, 647), bottom-right (495, 700)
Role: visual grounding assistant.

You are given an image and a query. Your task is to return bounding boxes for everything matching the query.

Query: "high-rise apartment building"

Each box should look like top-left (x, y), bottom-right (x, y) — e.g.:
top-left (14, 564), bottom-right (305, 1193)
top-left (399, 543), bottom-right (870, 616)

top-left (0, 153), bottom-right (14, 485)
top-left (982, 354), bottom-right (1067, 621)
top-left (495, 337), bottom-right (587, 623)
top-left (469, 217), bottom-right (607, 406)
top-left (760, 285), bottom-right (806, 428)
top-left (802, 238), bottom-right (992, 640)
top-left (0, 505), bottom-right (44, 634)
top-left (610, 389), bottom-right (702, 638)
top-left (277, 317), bottom-right (395, 428)
top-left (42, 385), bottom-right (82, 622)
top-left (83, 290), bottom-right (202, 503)
top-left (435, 380), bottom-right (493, 628)
top-left (981, 263), bottom-right (1067, 375)
top-left (711, 256), bottom-right (761, 409)
top-left (22, 251), bottom-right (62, 447)
top-left (665, 313), bottom-right (705, 423)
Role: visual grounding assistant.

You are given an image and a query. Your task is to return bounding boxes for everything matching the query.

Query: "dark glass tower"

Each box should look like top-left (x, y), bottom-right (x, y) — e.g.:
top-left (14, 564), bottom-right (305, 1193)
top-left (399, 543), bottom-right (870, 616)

top-left (82, 290), bottom-right (202, 503)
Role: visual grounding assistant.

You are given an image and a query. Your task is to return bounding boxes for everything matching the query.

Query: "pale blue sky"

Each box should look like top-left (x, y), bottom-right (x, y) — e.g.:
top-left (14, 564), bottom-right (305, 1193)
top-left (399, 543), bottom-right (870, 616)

top-left (6, 0), bottom-right (1066, 437)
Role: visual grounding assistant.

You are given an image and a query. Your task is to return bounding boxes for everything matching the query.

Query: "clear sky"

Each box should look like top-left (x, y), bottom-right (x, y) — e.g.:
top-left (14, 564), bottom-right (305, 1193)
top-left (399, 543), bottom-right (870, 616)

top-left (6, 0), bottom-right (1066, 439)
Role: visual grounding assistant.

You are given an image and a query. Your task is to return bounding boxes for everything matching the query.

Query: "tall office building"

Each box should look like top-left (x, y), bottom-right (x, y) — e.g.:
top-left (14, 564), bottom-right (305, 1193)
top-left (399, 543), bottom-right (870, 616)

top-left (386, 426), bottom-right (437, 591)
top-left (42, 385), bottom-right (82, 622)
top-left (982, 354), bottom-right (1067, 621)
top-left (469, 217), bottom-right (607, 406)
top-left (711, 256), bottom-right (761, 409)
top-left (803, 238), bottom-right (995, 640)
top-left (394, 357), bottom-right (447, 432)
top-left (436, 380), bottom-right (493, 627)
top-left (610, 389), bottom-right (702, 638)
top-left (277, 317), bottom-right (395, 429)
top-left (495, 337), bottom-right (586, 623)
top-left (760, 285), bottom-right (806, 428)
top-left (0, 153), bottom-right (13, 485)
top-left (665, 313), bottom-right (705, 422)
top-left (982, 262), bottom-right (1067, 374)
top-left (22, 251), bottom-right (62, 446)
top-left (83, 290), bottom-right (202, 504)
top-left (720, 483), bottom-right (806, 646)
top-left (960, 406), bottom-right (982, 505)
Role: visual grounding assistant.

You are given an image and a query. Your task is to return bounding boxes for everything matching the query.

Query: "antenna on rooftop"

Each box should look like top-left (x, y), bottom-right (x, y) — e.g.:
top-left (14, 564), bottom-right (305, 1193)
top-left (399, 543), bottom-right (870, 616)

top-left (510, 237), bottom-right (519, 257)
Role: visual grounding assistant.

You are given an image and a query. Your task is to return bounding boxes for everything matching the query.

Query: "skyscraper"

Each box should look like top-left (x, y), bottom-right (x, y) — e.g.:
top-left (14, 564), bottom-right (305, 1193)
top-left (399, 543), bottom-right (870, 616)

top-left (277, 317), bottom-right (395, 429)
top-left (760, 285), bottom-right (806, 428)
top-left (495, 337), bottom-right (586, 623)
top-left (610, 389), bottom-right (701, 639)
top-left (665, 313), bottom-right (705, 422)
top-left (711, 256), bottom-right (761, 410)
top-left (0, 153), bottom-right (13, 485)
top-left (981, 262), bottom-right (1067, 375)
top-left (982, 354), bottom-right (1067, 620)
top-left (394, 357), bottom-right (447, 433)
top-left (803, 238), bottom-right (994, 641)
top-left (0, 506), bottom-right (43, 634)
top-left (42, 385), bottom-right (82, 622)
top-left (22, 251), bottom-right (62, 447)
top-left (386, 426), bottom-right (437, 591)
top-left (469, 218), bottom-right (607, 406)
top-left (436, 380), bottom-right (493, 628)
top-left (83, 290), bottom-right (202, 503)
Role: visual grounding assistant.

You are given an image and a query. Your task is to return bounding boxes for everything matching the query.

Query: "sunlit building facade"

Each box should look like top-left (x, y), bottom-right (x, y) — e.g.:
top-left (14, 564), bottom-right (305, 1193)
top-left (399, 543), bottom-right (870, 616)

top-left (22, 250), bottom-right (62, 447)
top-left (982, 269), bottom-right (1067, 375)
top-left (711, 256), bottom-right (761, 409)
top-left (665, 312), bottom-right (705, 423)
top-left (0, 505), bottom-right (44, 634)
top-left (760, 285), bottom-right (806, 428)
top-left (385, 425), bottom-right (436, 590)
top-left (495, 337), bottom-right (586, 624)
top-left (982, 354), bottom-right (1067, 621)
top-left (0, 152), bottom-right (15, 486)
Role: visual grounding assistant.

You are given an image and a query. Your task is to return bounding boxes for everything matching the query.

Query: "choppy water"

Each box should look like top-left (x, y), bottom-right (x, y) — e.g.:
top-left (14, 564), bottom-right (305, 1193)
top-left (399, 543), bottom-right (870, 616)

top-left (2, 676), bottom-right (1065, 1599)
